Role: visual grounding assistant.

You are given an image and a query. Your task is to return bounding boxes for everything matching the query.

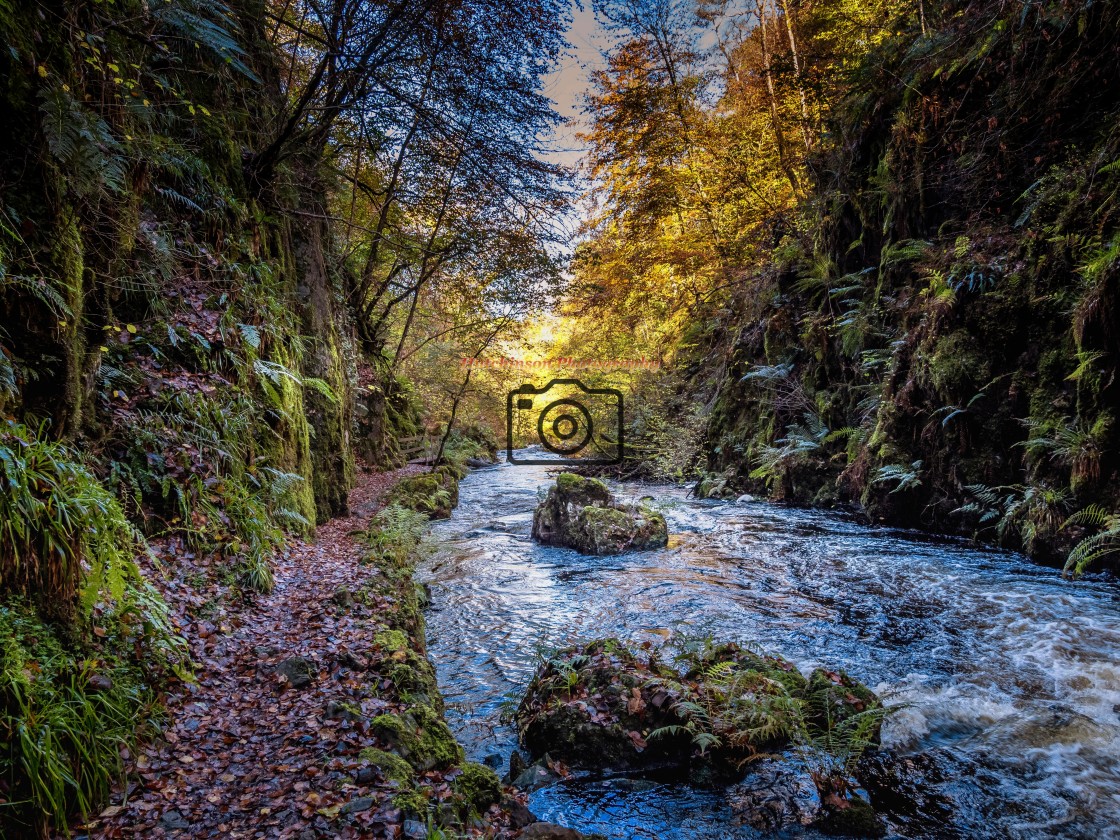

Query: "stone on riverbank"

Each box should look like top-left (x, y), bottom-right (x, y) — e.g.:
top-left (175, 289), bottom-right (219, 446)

top-left (531, 473), bottom-right (668, 555)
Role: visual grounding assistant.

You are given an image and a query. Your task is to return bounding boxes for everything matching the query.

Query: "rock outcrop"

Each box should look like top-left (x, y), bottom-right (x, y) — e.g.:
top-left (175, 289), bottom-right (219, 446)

top-left (531, 474), bottom-right (668, 555)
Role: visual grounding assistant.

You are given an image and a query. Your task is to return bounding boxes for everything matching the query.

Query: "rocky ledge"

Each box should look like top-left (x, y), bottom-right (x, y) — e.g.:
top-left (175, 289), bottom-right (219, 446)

top-left (531, 473), bottom-right (668, 555)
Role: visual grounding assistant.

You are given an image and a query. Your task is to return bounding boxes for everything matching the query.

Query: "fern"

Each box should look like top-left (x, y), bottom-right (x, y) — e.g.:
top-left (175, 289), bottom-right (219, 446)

top-left (38, 85), bottom-right (126, 199)
top-left (872, 460), bottom-right (923, 493)
top-left (1062, 505), bottom-right (1120, 578)
top-left (152, 0), bottom-right (260, 82)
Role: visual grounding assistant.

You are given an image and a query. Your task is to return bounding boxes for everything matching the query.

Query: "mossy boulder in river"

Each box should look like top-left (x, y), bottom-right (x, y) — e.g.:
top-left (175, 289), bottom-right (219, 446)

top-left (531, 473), bottom-right (668, 555)
top-left (516, 638), bottom-right (884, 802)
top-left (515, 639), bottom-right (693, 770)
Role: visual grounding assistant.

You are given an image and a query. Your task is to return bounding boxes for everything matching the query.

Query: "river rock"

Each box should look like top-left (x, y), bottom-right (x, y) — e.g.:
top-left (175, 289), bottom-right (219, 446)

top-left (516, 637), bottom-right (883, 790)
top-left (729, 757), bottom-right (821, 830)
top-left (531, 473), bottom-right (668, 555)
top-left (856, 750), bottom-right (957, 836)
top-left (515, 639), bottom-right (691, 771)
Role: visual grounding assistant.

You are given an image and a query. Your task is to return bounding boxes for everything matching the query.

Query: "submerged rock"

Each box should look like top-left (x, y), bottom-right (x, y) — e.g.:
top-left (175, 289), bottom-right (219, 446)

top-left (531, 473), bottom-right (668, 555)
top-left (856, 750), bottom-right (958, 837)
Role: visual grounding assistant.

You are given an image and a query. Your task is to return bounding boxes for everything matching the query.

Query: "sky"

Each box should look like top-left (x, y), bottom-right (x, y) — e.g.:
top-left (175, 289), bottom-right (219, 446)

top-left (542, 2), bottom-right (611, 169)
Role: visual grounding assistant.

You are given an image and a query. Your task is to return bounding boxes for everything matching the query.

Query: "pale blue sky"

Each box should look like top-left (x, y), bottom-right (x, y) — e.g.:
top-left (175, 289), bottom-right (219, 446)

top-left (542, 3), bottom-right (609, 167)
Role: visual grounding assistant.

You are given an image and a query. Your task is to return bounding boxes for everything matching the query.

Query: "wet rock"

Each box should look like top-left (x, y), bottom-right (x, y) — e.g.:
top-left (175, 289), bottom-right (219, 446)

top-left (729, 757), bottom-right (820, 830)
top-left (804, 668), bottom-right (883, 743)
top-left (464, 456), bottom-right (494, 468)
top-left (324, 699), bottom-right (362, 722)
top-left (509, 750), bottom-right (529, 782)
top-left (402, 819), bottom-right (428, 839)
top-left (815, 795), bottom-right (884, 837)
top-left (513, 761), bottom-right (559, 791)
top-left (451, 761), bottom-right (502, 813)
top-left (370, 705), bottom-right (464, 771)
top-left (531, 473), bottom-right (668, 555)
top-left (856, 750), bottom-right (957, 836)
top-left (515, 639), bottom-right (691, 771)
top-left (501, 794), bottom-right (537, 829)
top-left (340, 796), bottom-right (375, 814)
top-left (483, 751), bottom-right (503, 770)
top-left (516, 638), bottom-right (882, 782)
top-left (275, 656), bottom-right (315, 688)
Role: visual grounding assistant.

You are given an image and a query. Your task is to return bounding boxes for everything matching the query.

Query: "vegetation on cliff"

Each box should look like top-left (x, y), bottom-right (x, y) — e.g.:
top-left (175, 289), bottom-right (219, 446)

top-left (557, 0), bottom-right (1120, 574)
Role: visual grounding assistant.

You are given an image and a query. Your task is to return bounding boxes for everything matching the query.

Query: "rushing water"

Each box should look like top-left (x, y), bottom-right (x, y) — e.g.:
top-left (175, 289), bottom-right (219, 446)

top-left (421, 457), bottom-right (1120, 839)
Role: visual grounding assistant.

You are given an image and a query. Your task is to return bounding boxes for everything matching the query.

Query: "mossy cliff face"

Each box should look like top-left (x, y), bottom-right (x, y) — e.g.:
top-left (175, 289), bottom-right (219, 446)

top-left (0, 0), bottom-right (355, 525)
top-left (0, 1), bottom-right (363, 831)
top-left (695, 1), bottom-right (1120, 561)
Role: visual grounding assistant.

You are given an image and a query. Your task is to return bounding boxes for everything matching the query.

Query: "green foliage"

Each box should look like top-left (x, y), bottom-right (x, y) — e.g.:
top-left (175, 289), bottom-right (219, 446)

top-left (749, 413), bottom-right (829, 487)
top-left (872, 460), bottom-right (923, 494)
top-left (955, 483), bottom-right (1071, 553)
top-left (364, 503), bottom-right (432, 568)
top-left (0, 420), bottom-right (145, 617)
top-left (1021, 416), bottom-right (1108, 490)
top-left (0, 601), bottom-right (159, 836)
top-left (1062, 505), bottom-right (1120, 578)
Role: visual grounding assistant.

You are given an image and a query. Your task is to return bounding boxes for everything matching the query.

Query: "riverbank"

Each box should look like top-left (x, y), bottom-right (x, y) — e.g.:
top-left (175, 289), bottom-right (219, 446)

top-left (88, 464), bottom-right (534, 839)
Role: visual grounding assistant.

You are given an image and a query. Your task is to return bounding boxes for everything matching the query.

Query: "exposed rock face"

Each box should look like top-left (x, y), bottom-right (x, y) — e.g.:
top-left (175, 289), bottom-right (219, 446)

top-left (531, 473), bottom-right (668, 555)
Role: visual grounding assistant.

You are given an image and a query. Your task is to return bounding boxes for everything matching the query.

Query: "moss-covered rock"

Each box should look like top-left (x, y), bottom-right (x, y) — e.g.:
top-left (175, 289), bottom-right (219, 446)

top-left (531, 473), bottom-right (669, 555)
top-left (516, 638), bottom-right (882, 787)
top-left (370, 704), bottom-right (464, 772)
top-left (451, 761), bottom-right (502, 814)
top-left (385, 470), bottom-right (460, 520)
top-left (515, 639), bottom-right (691, 770)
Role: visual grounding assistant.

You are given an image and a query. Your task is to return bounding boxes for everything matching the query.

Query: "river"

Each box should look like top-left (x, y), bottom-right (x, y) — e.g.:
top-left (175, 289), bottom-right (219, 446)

top-left (421, 458), bottom-right (1120, 839)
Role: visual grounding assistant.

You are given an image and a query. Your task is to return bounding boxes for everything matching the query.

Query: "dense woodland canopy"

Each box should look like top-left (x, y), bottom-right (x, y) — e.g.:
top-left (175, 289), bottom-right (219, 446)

top-left (1, 0), bottom-right (1119, 835)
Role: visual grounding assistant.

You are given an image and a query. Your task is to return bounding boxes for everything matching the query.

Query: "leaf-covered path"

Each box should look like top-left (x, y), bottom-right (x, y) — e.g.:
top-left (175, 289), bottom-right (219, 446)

top-left (92, 464), bottom-right (453, 839)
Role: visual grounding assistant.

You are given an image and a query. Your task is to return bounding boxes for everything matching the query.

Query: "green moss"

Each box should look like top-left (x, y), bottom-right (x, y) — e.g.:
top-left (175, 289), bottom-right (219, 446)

top-left (385, 471), bottom-right (459, 520)
top-left (451, 761), bottom-right (501, 815)
top-left (925, 329), bottom-right (991, 397)
top-left (358, 748), bottom-right (415, 785)
top-left (370, 705), bottom-right (463, 772)
top-left (374, 629), bottom-right (410, 652)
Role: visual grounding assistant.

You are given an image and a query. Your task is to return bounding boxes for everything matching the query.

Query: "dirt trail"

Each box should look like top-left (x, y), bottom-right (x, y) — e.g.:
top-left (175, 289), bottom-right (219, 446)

top-left (95, 465), bottom-right (428, 839)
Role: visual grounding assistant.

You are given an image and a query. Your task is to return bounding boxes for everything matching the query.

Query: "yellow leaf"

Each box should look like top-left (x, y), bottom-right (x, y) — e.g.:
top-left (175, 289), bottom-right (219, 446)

top-left (126, 324), bottom-right (137, 334)
top-left (37, 65), bottom-right (47, 78)
top-left (99, 346), bottom-right (109, 353)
